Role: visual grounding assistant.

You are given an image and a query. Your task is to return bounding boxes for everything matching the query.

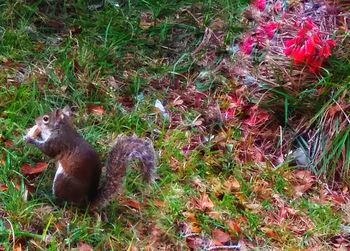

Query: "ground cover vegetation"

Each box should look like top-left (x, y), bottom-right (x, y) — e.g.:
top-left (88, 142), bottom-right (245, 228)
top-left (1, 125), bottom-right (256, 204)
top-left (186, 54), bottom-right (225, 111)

top-left (0, 0), bottom-right (350, 249)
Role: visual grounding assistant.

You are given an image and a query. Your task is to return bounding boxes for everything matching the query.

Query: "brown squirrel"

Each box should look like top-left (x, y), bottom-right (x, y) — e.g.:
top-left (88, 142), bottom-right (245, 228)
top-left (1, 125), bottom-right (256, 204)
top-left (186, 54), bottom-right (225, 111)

top-left (24, 106), bottom-right (156, 210)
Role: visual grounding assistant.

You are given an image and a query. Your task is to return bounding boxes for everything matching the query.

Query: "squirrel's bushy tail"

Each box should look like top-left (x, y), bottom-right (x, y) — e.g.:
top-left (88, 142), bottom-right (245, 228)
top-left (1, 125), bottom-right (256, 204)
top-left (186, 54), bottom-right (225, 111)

top-left (91, 135), bottom-right (156, 209)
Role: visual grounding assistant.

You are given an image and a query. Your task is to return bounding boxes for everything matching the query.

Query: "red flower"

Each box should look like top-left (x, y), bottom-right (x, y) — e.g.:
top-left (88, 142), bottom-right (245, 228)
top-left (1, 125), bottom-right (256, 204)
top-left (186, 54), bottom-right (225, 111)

top-left (240, 35), bottom-right (255, 54)
top-left (262, 22), bottom-right (279, 38)
top-left (253, 0), bottom-right (266, 11)
top-left (304, 37), bottom-right (316, 55)
top-left (284, 18), bottom-right (336, 72)
top-left (291, 47), bottom-right (306, 63)
top-left (306, 57), bottom-right (323, 73)
top-left (326, 39), bottom-right (336, 47)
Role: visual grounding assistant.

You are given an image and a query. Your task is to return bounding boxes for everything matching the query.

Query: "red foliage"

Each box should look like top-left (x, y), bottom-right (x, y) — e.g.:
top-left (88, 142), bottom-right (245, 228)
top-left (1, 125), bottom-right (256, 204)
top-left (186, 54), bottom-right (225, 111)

top-left (240, 22), bottom-right (279, 54)
top-left (284, 18), bottom-right (336, 72)
top-left (240, 35), bottom-right (255, 54)
top-left (261, 22), bottom-right (279, 39)
top-left (253, 0), bottom-right (266, 11)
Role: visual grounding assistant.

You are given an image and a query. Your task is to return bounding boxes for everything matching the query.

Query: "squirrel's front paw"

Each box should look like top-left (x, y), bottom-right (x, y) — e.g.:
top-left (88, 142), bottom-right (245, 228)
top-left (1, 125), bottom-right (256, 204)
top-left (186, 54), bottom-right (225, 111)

top-left (24, 135), bottom-right (35, 144)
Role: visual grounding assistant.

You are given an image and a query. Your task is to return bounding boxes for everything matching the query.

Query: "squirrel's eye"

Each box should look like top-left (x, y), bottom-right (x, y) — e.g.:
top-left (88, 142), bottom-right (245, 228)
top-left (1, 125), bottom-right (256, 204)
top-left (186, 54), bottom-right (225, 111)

top-left (42, 115), bottom-right (49, 124)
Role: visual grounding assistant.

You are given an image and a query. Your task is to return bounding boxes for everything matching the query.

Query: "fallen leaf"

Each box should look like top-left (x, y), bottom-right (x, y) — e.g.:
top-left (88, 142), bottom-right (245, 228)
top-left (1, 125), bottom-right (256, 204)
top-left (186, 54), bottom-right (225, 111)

top-left (260, 227), bottom-right (277, 239)
top-left (4, 140), bottom-right (13, 148)
top-left (105, 76), bottom-right (119, 89)
top-left (0, 183), bottom-right (8, 191)
top-left (13, 243), bottom-right (22, 251)
top-left (69, 26), bottom-right (82, 35)
top-left (245, 203), bottom-right (263, 212)
top-left (193, 193), bottom-right (214, 212)
top-left (295, 169), bottom-right (314, 183)
top-left (224, 177), bottom-right (241, 191)
top-left (121, 198), bottom-right (142, 210)
top-left (76, 243), bottom-right (93, 251)
top-left (212, 228), bottom-right (231, 245)
top-left (186, 235), bottom-right (204, 249)
top-left (183, 212), bottom-right (201, 233)
top-left (87, 104), bottom-right (104, 116)
top-left (153, 199), bottom-right (165, 208)
top-left (243, 105), bottom-right (269, 127)
top-left (294, 183), bottom-right (313, 196)
top-left (173, 98), bottom-right (184, 106)
top-left (24, 181), bottom-right (36, 193)
top-left (253, 179), bottom-right (273, 199)
top-left (192, 118), bottom-right (203, 126)
top-left (227, 220), bottom-right (241, 234)
top-left (21, 162), bottom-right (48, 175)
top-left (291, 169), bottom-right (315, 196)
top-left (139, 12), bottom-right (155, 30)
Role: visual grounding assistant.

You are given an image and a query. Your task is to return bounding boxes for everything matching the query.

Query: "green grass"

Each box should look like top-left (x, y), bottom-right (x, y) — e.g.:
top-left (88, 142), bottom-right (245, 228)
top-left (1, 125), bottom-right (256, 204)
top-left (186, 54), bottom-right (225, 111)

top-left (0, 0), bottom-right (348, 250)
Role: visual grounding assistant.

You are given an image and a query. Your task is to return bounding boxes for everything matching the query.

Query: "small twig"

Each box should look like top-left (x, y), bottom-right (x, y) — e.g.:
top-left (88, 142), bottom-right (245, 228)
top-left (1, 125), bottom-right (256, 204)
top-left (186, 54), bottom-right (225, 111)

top-left (4, 217), bottom-right (15, 249)
top-left (334, 100), bottom-right (350, 124)
top-left (207, 243), bottom-right (241, 250)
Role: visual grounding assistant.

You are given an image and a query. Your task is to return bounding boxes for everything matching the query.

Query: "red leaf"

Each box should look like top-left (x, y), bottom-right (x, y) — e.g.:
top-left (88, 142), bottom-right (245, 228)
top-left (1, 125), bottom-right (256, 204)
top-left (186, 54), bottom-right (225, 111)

top-left (4, 140), bottom-right (13, 148)
top-left (24, 181), bottom-right (36, 193)
top-left (222, 107), bottom-right (236, 121)
top-left (193, 193), bottom-right (214, 212)
top-left (0, 183), bottom-right (8, 191)
top-left (21, 162), bottom-right (48, 175)
top-left (87, 104), bottom-right (105, 116)
top-left (244, 106), bottom-right (269, 127)
top-left (227, 220), bottom-right (241, 234)
top-left (76, 243), bottom-right (93, 251)
top-left (212, 228), bottom-right (231, 245)
top-left (121, 198), bottom-right (143, 210)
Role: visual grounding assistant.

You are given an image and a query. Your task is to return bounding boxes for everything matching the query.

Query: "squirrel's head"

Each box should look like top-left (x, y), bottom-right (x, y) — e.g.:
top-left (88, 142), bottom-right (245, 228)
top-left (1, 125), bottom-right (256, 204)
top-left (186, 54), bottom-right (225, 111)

top-left (35, 106), bottom-right (73, 141)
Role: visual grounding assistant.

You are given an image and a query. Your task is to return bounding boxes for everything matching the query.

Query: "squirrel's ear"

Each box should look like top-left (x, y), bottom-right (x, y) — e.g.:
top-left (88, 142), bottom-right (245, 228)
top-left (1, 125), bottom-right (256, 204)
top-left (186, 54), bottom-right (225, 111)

top-left (62, 106), bottom-right (73, 118)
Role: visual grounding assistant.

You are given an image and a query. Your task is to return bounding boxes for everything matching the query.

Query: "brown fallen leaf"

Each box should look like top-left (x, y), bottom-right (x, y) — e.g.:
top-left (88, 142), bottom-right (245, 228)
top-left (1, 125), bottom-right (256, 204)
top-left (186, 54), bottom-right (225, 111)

top-left (295, 169), bottom-right (314, 183)
top-left (224, 177), bottom-right (241, 191)
top-left (173, 98), bottom-right (184, 106)
top-left (13, 243), bottom-right (23, 251)
top-left (21, 162), bottom-right (48, 175)
top-left (139, 12), bottom-right (155, 30)
top-left (121, 198), bottom-right (142, 210)
top-left (252, 179), bottom-right (272, 199)
top-left (24, 181), bottom-right (36, 193)
top-left (212, 228), bottom-right (231, 245)
top-left (227, 220), bottom-right (241, 234)
top-left (0, 183), bottom-right (8, 191)
top-left (4, 140), bottom-right (13, 148)
top-left (245, 202), bottom-right (263, 212)
top-left (153, 199), bottom-right (165, 208)
top-left (87, 104), bottom-right (105, 116)
top-left (183, 212), bottom-right (201, 233)
top-left (260, 227), bottom-right (278, 239)
top-left (76, 242), bottom-right (93, 251)
top-left (193, 193), bottom-right (214, 212)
